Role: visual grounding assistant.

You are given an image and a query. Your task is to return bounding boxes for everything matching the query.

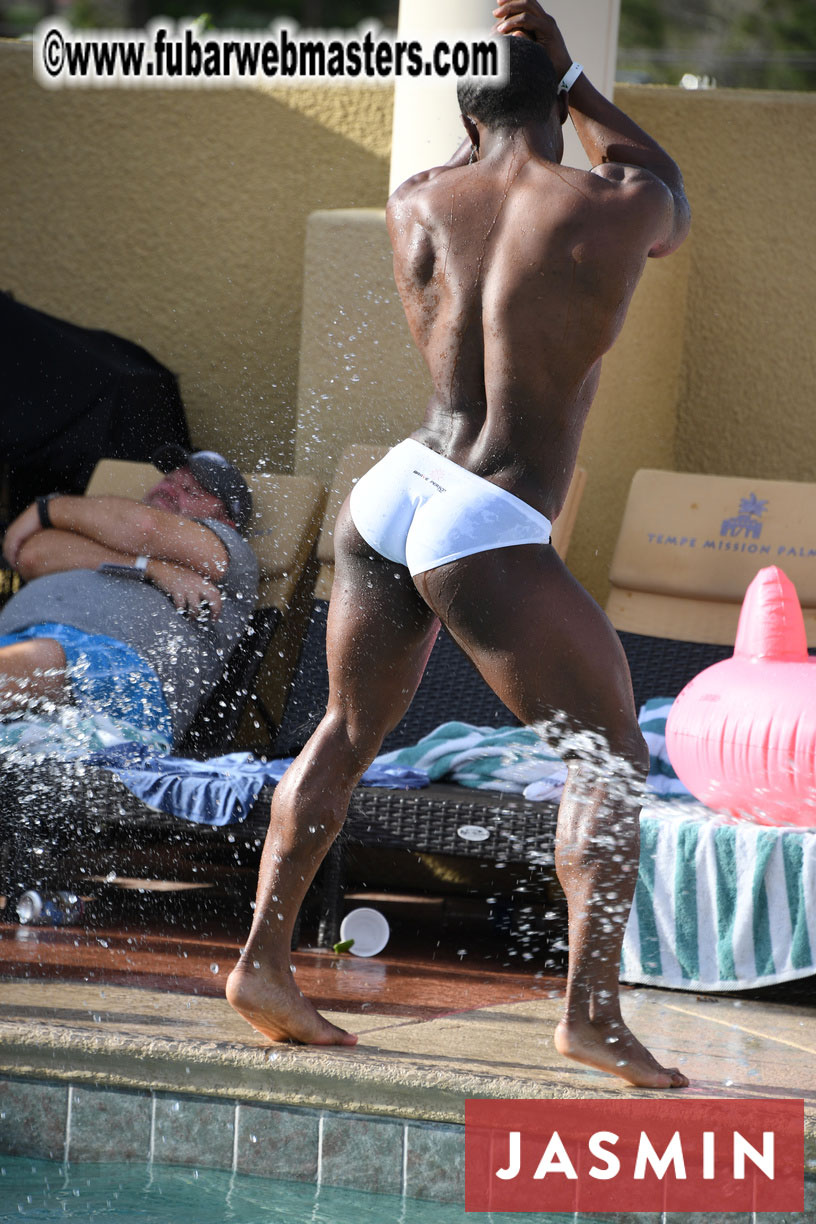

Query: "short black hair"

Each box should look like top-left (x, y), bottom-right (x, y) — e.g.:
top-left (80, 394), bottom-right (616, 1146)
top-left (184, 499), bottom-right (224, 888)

top-left (457, 36), bottom-right (559, 130)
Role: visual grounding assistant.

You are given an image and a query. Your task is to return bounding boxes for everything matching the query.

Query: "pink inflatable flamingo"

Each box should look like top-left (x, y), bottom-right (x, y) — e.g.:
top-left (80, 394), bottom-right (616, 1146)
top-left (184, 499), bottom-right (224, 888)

top-left (665, 566), bottom-right (816, 826)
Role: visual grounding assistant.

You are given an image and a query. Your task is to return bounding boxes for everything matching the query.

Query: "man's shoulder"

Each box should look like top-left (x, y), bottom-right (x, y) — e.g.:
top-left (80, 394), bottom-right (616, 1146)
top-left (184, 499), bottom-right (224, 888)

top-left (589, 161), bottom-right (674, 205)
top-left (388, 162), bottom-right (472, 226)
top-left (386, 174), bottom-right (435, 234)
top-left (586, 161), bottom-right (688, 257)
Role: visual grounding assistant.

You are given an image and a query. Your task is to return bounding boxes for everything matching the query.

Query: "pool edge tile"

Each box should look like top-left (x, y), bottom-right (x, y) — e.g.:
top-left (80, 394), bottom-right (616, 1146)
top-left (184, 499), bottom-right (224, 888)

top-left (152, 1093), bottom-right (235, 1172)
top-left (404, 1120), bottom-right (465, 1204)
top-left (235, 1102), bottom-right (320, 1182)
top-left (0, 1077), bottom-right (68, 1161)
top-left (68, 1085), bottom-right (151, 1164)
top-left (320, 1110), bottom-right (404, 1197)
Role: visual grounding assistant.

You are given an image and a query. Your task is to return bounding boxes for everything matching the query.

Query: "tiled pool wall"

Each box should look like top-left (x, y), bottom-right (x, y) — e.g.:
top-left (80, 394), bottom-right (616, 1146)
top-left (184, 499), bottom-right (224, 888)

top-left (0, 1075), bottom-right (463, 1203)
top-left (1, 1074), bottom-right (813, 1222)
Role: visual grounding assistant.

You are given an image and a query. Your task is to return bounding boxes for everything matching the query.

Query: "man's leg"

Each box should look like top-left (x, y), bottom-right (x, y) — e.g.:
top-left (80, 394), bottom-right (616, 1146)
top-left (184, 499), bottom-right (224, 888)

top-left (0, 639), bottom-right (70, 713)
top-left (415, 543), bottom-right (688, 1089)
top-left (227, 504), bottom-right (439, 1044)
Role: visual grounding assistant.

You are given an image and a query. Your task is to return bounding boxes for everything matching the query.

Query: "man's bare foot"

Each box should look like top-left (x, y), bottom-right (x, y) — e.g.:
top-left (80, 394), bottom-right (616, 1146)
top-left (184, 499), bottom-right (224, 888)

top-left (554, 1016), bottom-right (689, 1088)
top-left (226, 964), bottom-right (358, 1047)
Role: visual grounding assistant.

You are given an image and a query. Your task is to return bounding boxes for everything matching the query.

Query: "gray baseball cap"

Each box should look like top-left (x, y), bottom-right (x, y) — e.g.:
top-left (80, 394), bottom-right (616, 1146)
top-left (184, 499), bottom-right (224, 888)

top-left (151, 444), bottom-right (253, 534)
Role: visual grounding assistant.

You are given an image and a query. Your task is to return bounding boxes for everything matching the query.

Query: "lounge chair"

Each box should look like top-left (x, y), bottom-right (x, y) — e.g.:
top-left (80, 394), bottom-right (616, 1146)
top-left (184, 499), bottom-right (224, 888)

top-left (605, 468), bottom-right (816, 707)
top-left (608, 470), bottom-right (816, 993)
top-left (0, 459), bottom-right (324, 912)
top-left (301, 464), bottom-right (816, 954)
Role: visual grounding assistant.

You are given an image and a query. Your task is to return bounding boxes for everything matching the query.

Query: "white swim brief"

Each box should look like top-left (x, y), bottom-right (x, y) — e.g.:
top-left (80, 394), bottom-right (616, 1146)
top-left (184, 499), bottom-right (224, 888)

top-left (348, 438), bottom-right (552, 578)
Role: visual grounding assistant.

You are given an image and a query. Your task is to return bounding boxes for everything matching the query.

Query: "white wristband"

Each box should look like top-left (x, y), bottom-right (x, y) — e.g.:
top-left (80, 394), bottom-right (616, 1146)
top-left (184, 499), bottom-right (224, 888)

top-left (134, 555), bottom-right (149, 577)
top-left (558, 61), bottom-right (583, 94)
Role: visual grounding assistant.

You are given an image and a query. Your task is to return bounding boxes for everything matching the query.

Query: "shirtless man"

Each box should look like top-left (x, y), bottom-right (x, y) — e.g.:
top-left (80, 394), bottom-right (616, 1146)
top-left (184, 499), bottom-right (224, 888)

top-left (227, 0), bottom-right (691, 1089)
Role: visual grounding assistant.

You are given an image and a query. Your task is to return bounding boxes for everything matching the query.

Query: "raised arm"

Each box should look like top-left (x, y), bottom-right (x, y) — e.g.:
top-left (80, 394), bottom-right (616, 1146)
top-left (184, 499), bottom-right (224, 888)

top-left (8, 525), bottom-right (224, 619)
top-left (3, 495), bottom-right (228, 579)
top-left (493, 0), bottom-right (690, 254)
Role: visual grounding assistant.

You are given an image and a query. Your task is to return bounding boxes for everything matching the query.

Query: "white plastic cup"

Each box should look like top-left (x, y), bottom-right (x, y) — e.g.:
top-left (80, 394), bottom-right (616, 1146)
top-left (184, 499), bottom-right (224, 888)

top-left (339, 907), bottom-right (390, 957)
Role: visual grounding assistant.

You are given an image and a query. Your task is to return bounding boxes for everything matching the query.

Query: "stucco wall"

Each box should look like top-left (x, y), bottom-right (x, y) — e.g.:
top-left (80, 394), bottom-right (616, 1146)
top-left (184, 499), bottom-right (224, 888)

top-left (615, 85), bottom-right (816, 486)
top-left (0, 41), bottom-right (391, 472)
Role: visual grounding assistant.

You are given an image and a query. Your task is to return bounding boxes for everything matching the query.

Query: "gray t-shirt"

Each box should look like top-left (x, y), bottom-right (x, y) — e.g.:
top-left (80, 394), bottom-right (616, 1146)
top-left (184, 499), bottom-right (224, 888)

top-left (0, 519), bottom-right (259, 741)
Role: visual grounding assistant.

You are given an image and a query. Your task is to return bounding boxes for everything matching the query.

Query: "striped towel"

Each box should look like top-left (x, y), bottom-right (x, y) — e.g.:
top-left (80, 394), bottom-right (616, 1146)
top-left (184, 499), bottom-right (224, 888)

top-left (0, 707), bottom-right (171, 761)
top-left (376, 721), bottom-right (567, 800)
top-left (376, 701), bottom-right (694, 802)
top-left (622, 808), bottom-right (816, 990)
top-left (638, 698), bottom-right (695, 798)
top-left (379, 703), bottom-right (816, 990)
top-left (623, 698), bottom-right (816, 990)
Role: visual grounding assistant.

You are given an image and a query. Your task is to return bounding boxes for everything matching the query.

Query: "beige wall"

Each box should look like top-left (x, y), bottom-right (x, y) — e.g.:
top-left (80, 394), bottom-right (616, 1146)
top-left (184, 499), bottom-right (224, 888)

top-left (0, 41), bottom-right (391, 472)
top-left (615, 85), bottom-right (816, 485)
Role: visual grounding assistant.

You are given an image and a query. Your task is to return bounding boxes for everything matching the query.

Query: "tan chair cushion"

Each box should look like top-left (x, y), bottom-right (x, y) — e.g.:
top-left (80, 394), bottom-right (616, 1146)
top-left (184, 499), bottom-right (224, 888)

top-left (85, 460), bottom-right (324, 610)
top-left (607, 469), bottom-right (816, 644)
top-left (86, 460), bottom-right (157, 500)
top-left (313, 445), bottom-right (586, 599)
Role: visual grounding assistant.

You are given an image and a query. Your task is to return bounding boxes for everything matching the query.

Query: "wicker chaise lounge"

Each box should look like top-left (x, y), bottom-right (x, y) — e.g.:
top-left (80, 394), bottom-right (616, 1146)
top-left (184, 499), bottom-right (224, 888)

top-left (0, 458), bottom-right (325, 911)
top-left (299, 465), bottom-right (816, 947)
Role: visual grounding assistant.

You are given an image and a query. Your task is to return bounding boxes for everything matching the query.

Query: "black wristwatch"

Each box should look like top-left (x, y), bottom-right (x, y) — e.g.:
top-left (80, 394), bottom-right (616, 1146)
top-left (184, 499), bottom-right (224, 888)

top-left (36, 494), bottom-right (59, 529)
top-left (97, 557), bottom-right (151, 582)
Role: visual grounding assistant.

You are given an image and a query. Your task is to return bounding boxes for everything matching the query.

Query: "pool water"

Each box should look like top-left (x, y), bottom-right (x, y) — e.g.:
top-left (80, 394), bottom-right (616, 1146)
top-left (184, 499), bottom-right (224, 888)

top-left (0, 1156), bottom-right (607, 1223)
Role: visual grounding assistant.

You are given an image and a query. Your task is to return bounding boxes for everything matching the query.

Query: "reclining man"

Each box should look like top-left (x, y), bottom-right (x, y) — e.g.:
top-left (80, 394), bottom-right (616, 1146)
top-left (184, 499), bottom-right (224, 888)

top-left (227, 2), bottom-right (690, 1088)
top-left (0, 446), bottom-right (258, 753)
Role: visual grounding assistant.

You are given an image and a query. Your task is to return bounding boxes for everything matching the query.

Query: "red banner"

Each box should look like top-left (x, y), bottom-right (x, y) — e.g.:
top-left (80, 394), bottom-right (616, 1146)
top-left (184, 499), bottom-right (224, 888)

top-left (465, 1098), bottom-right (804, 1213)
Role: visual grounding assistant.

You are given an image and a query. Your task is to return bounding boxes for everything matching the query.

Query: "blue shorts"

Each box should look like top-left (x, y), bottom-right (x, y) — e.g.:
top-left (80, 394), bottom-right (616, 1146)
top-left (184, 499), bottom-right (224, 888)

top-left (0, 623), bottom-right (173, 742)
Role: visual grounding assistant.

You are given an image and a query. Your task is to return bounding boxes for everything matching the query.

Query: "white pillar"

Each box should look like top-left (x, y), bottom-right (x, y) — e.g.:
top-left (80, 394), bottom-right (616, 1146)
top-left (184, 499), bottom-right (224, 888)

top-left (389, 0), bottom-right (495, 195)
top-left (389, 0), bottom-right (621, 193)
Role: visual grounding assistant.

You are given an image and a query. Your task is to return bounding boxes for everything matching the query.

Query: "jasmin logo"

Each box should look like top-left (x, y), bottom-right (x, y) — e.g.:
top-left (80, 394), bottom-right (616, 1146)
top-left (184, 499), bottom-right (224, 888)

top-left (720, 492), bottom-right (769, 540)
top-left (465, 1098), bottom-right (804, 1213)
top-left (496, 1126), bottom-right (773, 1181)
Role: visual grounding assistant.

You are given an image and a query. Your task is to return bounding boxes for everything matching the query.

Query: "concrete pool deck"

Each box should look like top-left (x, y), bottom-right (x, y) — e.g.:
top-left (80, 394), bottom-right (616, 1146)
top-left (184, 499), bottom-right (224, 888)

top-left (1, 971), bottom-right (814, 1154)
top-left (1, 965), bottom-right (814, 1219)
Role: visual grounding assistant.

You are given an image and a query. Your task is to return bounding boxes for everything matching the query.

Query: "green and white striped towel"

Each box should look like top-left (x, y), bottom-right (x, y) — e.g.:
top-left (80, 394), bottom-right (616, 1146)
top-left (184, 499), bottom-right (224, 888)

top-left (622, 808), bottom-right (816, 990)
top-left (623, 697), bottom-right (816, 990)
top-left (377, 720), bottom-right (567, 799)
top-left (376, 702), bottom-right (694, 802)
top-left (379, 702), bottom-right (815, 990)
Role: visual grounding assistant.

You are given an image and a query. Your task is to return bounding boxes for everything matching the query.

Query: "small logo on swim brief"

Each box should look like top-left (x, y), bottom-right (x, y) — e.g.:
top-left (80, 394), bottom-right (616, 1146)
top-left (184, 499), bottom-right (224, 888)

top-left (412, 468), bottom-right (446, 494)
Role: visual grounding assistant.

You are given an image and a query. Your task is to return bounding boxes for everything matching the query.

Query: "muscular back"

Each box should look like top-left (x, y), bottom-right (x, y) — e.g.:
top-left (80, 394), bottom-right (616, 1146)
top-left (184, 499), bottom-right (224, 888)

top-left (388, 150), bottom-right (676, 519)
